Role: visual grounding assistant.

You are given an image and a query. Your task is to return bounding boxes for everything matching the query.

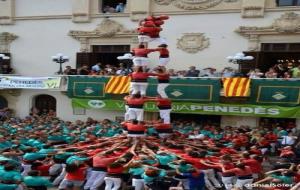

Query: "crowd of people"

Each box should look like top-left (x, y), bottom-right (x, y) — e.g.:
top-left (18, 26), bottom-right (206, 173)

top-left (0, 114), bottom-right (299, 190)
top-left (63, 63), bottom-right (300, 79)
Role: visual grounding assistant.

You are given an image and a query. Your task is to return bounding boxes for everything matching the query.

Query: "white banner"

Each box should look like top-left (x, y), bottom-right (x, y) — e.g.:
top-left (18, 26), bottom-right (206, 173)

top-left (0, 76), bottom-right (61, 89)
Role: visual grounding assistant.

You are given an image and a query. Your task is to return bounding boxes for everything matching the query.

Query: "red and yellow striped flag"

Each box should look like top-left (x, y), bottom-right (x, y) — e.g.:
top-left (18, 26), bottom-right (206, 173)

top-left (223, 78), bottom-right (250, 97)
top-left (105, 76), bottom-right (131, 94)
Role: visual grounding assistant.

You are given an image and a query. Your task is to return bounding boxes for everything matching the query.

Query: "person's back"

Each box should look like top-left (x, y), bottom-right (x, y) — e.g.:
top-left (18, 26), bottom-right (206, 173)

top-left (24, 170), bottom-right (52, 190)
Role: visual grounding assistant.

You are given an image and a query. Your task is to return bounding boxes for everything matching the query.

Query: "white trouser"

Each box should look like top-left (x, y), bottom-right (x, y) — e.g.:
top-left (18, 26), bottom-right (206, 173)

top-left (236, 178), bottom-right (253, 190)
top-left (132, 178), bottom-right (145, 190)
top-left (130, 82), bottom-right (148, 96)
top-left (176, 178), bottom-right (189, 190)
top-left (104, 177), bottom-right (122, 190)
top-left (128, 108), bottom-right (144, 121)
top-left (138, 35), bottom-right (151, 43)
top-left (133, 57), bottom-right (149, 67)
top-left (202, 169), bottom-right (221, 189)
top-left (159, 57), bottom-right (170, 66)
top-left (270, 143), bottom-right (276, 153)
top-left (159, 109), bottom-right (171, 124)
top-left (125, 105), bottom-right (130, 121)
top-left (221, 176), bottom-right (234, 190)
top-left (53, 165), bottom-right (66, 186)
top-left (157, 83), bottom-right (169, 98)
top-left (84, 170), bottom-right (107, 190)
top-left (21, 164), bottom-right (32, 176)
top-left (150, 37), bottom-right (167, 45)
top-left (260, 148), bottom-right (268, 155)
top-left (158, 133), bottom-right (172, 138)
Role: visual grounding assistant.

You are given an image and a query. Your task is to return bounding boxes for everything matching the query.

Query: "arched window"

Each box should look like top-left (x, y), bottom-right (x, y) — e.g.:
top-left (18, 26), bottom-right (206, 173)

top-left (0, 96), bottom-right (8, 109)
top-left (33, 94), bottom-right (56, 115)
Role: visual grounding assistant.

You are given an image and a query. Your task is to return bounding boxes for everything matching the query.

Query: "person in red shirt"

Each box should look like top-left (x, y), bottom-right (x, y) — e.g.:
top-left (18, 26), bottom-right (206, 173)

top-left (104, 161), bottom-right (125, 190)
top-left (58, 161), bottom-right (87, 190)
top-left (125, 119), bottom-right (146, 138)
top-left (258, 137), bottom-right (271, 155)
top-left (137, 15), bottom-right (169, 44)
top-left (132, 44), bottom-right (157, 67)
top-left (156, 44), bottom-right (170, 67)
top-left (124, 93), bottom-right (151, 122)
top-left (240, 152), bottom-right (263, 180)
top-left (154, 67), bottom-right (170, 99)
top-left (128, 66), bottom-right (155, 96)
top-left (153, 122), bottom-right (173, 138)
top-left (221, 162), bottom-right (253, 190)
top-left (155, 96), bottom-right (171, 124)
top-left (264, 131), bottom-right (278, 154)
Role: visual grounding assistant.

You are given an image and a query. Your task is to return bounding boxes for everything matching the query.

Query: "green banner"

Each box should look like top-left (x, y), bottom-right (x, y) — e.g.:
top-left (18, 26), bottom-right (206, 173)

top-left (146, 78), bottom-right (220, 102)
top-left (250, 79), bottom-right (300, 106)
top-left (72, 98), bottom-right (300, 118)
top-left (67, 76), bottom-right (110, 99)
top-left (67, 76), bottom-right (220, 102)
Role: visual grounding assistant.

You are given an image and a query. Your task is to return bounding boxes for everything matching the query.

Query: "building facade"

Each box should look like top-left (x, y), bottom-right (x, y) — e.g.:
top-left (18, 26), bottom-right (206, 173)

top-left (0, 0), bottom-right (300, 127)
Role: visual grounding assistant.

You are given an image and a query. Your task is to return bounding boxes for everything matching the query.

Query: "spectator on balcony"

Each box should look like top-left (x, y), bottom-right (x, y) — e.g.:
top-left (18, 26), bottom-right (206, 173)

top-left (78, 65), bottom-right (90, 75)
top-left (247, 69), bottom-right (263, 79)
top-left (167, 69), bottom-right (177, 77)
top-left (1, 64), bottom-right (13, 74)
top-left (265, 68), bottom-right (278, 78)
top-left (115, 3), bottom-right (125, 13)
top-left (103, 6), bottom-right (116, 13)
top-left (116, 63), bottom-right (132, 76)
top-left (91, 63), bottom-right (102, 73)
top-left (201, 68), bottom-right (218, 77)
top-left (291, 64), bottom-right (300, 78)
top-left (63, 66), bottom-right (77, 75)
top-left (185, 66), bottom-right (200, 77)
top-left (221, 67), bottom-right (235, 78)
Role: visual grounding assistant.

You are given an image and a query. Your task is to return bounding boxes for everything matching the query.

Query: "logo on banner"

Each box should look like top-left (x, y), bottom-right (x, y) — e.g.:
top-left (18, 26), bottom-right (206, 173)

top-left (272, 92), bottom-right (286, 100)
top-left (88, 100), bottom-right (106, 109)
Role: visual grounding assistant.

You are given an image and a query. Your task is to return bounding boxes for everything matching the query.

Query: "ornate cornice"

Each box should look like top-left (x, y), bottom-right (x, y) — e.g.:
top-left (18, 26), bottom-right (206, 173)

top-left (236, 12), bottom-right (300, 51)
top-left (154, 0), bottom-right (223, 10)
top-left (69, 18), bottom-right (137, 52)
top-left (0, 32), bottom-right (18, 53)
top-left (236, 12), bottom-right (300, 37)
top-left (69, 18), bottom-right (136, 40)
top-left (177, 33), bottom-right (209, 53)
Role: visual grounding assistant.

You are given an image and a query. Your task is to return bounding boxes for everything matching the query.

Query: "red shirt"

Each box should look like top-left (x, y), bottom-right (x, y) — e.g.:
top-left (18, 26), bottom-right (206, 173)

top-left (66, 166), bottom-right (86, 181)
top-left (265, 133), bottom-right (278, 142)
top-left (126, 97), bottom-right (146, 107)
top-left (156, 73), bottom-right (170, 81)
top-left (154, 123), bottom-right (171, 130)
top-left (156, 98), bottom-right (171, 107)
top-left (107, 166), bottom-right (124, 174)
top-left (181, 155), bottom-right (209, 170)
top-left (126, 123), bottom-right (146, 132)
top-left (249, 149), bottom-right (262, 155)
top-left (129, 72), bottom-right (153, 81)
top-left (225, 166), bottom-right (252, 176)
top-left (156, 48), bottom-right (169, 57)
top-left (132, 48), bottom-right (157, 57)
top-left (220, 147), bottom-right (238, 155)
top-left (242, 159), bottom-right (262, 173)
top-left (93, 156), bottom-right (118, 167)
top-left (36, 164), bottom-right (51, 176)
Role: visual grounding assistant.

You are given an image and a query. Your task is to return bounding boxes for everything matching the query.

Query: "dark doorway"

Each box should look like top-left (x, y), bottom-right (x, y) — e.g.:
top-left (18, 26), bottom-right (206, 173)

top-left (34, 95), bottom-right (56, 113)
top-left (242, 43), bottom-right (300, 74)
top-left (101, 0), bottom-right (127, 12)
top-left (170, 113), bottom-right (221, 126)
top-left (76, 45), bottom-right (130, 69)
top-left (0, 96), bottom-right (8, 109)
top-left (259, 117), bottom-right (296, 130)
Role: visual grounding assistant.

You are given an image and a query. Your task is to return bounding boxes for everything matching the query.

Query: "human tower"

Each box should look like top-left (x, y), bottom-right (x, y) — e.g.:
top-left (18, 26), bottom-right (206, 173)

top-left (122, 14), bottom-right (173, 139)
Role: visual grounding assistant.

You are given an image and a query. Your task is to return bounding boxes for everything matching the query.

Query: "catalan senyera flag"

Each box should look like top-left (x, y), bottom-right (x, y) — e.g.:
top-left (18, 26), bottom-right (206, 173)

top-left (223, 78), bottom-right (250, 97)
top-left (105, 76), bottom-right (131, 94)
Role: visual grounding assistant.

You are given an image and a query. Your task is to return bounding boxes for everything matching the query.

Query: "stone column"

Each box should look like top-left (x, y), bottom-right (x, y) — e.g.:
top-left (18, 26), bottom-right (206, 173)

top-left (0, 0), bottom-right (15, 25)
top-left (129, 0), bottom-right (151, 21)
top-left (72, 0), bottom-right (91, 23)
